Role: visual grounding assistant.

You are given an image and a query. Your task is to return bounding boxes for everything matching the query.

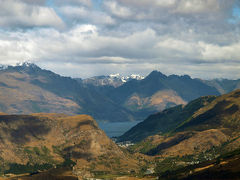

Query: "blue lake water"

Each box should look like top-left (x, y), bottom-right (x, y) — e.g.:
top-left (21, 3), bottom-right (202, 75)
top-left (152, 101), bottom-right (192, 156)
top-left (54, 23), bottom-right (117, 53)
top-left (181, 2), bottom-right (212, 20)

top-left (98, 121), bottom-right (141, 137)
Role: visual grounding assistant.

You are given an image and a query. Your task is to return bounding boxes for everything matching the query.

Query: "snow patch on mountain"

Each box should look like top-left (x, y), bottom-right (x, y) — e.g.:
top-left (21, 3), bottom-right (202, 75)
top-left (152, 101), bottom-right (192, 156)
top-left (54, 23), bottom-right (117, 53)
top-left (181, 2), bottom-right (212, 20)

top-left (83, 73), bottom-right (145, 87)
top-left (0, 64), bottom-right (8, 70)
top-left (109, 73), bottom-right (144, 83)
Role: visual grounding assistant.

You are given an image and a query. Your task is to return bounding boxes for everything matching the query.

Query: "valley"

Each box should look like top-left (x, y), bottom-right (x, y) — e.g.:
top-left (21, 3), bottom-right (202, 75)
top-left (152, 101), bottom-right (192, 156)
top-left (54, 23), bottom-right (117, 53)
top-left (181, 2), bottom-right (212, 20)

top-left (0, 113), bottom-right (150, 179)
top-left (1, 1), bottom-right (239, 179)
top-left (0, 63), bottom-right (239, 123)
top-left (0, 64), bottom-right (240, 179)
top-left (117, 89), bottom-right (240, 179)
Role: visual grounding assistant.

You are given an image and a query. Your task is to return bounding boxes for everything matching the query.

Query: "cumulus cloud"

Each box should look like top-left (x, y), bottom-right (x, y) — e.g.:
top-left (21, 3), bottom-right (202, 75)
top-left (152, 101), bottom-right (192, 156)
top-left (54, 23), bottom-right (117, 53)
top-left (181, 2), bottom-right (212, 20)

top-left (0, 0), bottom-right (64, 29)
top-left (104, 0), bottom-right (235, 23)
top-left (1, 24), bottom-right (240, 79)
top-left (55, 0), bottom-right (92, 7)
top-left (20, 0), bottom-right (47, 5)
top-left (0, 0), bottom-right (239, 79)
top-left (60, 6), bottom-right (115, 25)
top-left (104, 1), bottom-right (133, 18)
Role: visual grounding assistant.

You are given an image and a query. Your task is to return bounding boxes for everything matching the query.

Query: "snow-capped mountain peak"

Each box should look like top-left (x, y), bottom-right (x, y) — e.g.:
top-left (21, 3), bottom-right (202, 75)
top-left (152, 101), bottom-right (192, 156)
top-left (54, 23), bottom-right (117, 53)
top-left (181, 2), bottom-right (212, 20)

top-left (0, 64), bottom-right (8, 70)
top-left (16, 61), bottom-right (38, 68)
top-left (109, 73), bottom-right (144, 82)
top-left (129, 74), bottom-right (145, 80)
top-left (109, 73), bottom-right (121, 78)
top-left (83, 73), bottom-right (145, 87)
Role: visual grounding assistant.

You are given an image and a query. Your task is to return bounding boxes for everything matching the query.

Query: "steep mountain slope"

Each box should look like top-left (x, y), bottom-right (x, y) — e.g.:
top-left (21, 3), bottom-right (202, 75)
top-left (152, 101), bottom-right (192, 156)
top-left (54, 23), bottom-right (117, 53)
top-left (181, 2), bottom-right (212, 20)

top-left (0, 63), bottom-right (238, 123)
top-left (174, 89), bottom-right (240, 132)
top-left (82, 71), bottom-right (240, 122)
top-left (157, 148), bottom-right (240, 180)
top-left (107, 71), bottom-right (220, 119)
top-left (118, 96), bottom-right (216, 142)
top-left (120, 90), bottom-right (240, 159)
top-left (0, 63), bottom-right (134, 122)
top-left (203, 79), bottom-right (240, 94)
top-left (0, 113), bottom-right (143, 179)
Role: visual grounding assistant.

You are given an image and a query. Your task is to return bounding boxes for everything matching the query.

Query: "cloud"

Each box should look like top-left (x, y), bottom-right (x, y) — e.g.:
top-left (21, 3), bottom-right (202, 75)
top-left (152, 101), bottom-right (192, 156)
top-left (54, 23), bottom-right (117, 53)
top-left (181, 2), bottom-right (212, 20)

top-left (60, 6), bottom-right (115, 25)
top-left (199, 41), bottom-right (240, 61)
top-left (104, 0), bottom-right (235, 23)
top-left (1, 23), bottom-right (240, 79)
top-left (20, 0), bottom-right (47, 5)
top-left (55, 0), bottom-right (92, 7)
top-left (0, 0), bottom-right (64, 29)
top-left (103, 1), bottom-right (133, 18)
top-left (0, 0), bottom-right (239, 79)
top-left (175, 0), bottom-right (221, 14)
top-left (118, 0), bottom-right (177, 8)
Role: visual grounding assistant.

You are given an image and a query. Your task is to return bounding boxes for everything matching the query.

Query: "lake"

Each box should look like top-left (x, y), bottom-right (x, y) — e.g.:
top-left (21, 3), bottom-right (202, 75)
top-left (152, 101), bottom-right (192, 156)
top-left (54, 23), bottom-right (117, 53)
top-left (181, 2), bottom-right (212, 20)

top-left (98, 121), bottom-right (141, 137)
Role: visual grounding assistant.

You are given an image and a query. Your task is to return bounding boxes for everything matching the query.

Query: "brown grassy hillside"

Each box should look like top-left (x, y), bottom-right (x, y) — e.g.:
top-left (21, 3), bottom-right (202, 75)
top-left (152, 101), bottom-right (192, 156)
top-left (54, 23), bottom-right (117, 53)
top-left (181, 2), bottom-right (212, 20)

top-left (0, 64), bottom-right (135, 122)
top-left (0, 71), bottom-right (80, 114)
top-left (0, 113), bottom-right (145, 179)
top-left (128, 90), bottom-right (240, 159)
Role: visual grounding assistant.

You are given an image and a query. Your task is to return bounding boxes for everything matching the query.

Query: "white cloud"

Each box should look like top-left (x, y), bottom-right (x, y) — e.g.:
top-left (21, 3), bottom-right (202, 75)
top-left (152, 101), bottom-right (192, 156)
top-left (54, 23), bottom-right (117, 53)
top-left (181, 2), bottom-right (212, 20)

top-left (0, 0), bottom-right (239, 79)
top-left (60, 6), bottom-right (115, 25)
top-left (175, 0), bottom-right (221, 14)
top-left (118, 0), bottom-right (177, 8)
top-left (104, 0), bottom-right (235, 22)
top-left (199, 41), bottom-right (240, 61)
top-left (20, 0), bottom-right (47, 5)
top-left (1, 24), bottom-right (240, 79)
top-left (104, 1), bottom-right (133, 18)
top-left (0, 0), bottom-right (64, 28)
top-left (55, 0), bottom-right (92, 7)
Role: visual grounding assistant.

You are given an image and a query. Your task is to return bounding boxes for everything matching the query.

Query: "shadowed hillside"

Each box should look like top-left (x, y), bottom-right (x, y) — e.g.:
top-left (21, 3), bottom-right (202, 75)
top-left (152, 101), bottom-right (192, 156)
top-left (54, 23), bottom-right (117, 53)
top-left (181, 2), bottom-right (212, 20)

top-left (106, 71), bottom-right (220, 119)
top-left (120, 90), bottom-right (240, 159)
top-left (0, 63), bottom-right (134, 122)
top-left (0, 113), bottom-right (146, 179)
top-left (156, 148), bottom-right (240, 180)
top-left (118, 95), bottom-right (217, 142)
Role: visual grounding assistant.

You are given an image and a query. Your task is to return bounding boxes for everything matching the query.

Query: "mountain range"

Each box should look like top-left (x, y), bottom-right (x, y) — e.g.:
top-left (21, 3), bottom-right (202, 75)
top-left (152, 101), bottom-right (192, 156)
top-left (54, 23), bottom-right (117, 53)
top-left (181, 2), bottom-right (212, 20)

top-left (1, 89), bottom-right (240, 179)
top-left (79, 73), bottom-right (144, 88)
top-left (0, 62), bottom-right (239, 122)
top-left (0, 62), bottom-right (240, 179)
top-left (119, 89), bottom-right (240, 159)
top-left (0, 63), bottom-right (134, 122)
top-left (115, 89), bottom-right (240, 179)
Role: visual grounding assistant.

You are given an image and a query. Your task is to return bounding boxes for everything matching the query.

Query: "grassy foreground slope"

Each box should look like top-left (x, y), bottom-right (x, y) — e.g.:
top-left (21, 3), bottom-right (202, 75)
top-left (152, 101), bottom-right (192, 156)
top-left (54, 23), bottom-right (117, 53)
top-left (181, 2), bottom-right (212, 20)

top-left (0, 113), bottom-right (147, 179)
top-left (156, 148), bottom-right (240, 180)
top-left (121, 90), bottom-right (240, 159)
top-left (118, 95), bottom-right (217, 142)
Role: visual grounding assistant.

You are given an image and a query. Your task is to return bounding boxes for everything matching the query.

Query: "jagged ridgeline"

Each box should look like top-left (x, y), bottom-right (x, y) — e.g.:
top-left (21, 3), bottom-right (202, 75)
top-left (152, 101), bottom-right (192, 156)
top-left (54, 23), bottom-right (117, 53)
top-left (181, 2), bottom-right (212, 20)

top-left (0, 63), bottom-right (135, 122)
top-left (119, 89), bottom-right (240, 158)
top-left (113, 89), bottom-right (240, 179)
top-left (0, 113), bottom-right (145, 179)
top-left (0, 63), bottom-right (240, 123)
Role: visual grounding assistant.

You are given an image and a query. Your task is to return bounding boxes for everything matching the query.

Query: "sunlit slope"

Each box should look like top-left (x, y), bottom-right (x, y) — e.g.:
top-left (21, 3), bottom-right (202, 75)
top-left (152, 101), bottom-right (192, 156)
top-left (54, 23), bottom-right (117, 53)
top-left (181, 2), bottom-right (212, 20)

top-left (0, 113), bottom-right (144, 178)
top-left (121, 90), bottom-right (240, 158)
top-left (0, 64), bottom-right (134, 122)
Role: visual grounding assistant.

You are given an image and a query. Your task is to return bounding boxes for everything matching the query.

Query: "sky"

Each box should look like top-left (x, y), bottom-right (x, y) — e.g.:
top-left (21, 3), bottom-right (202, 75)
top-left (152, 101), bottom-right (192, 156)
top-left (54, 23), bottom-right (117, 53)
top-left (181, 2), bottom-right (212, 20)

top-left (0, 0), bottom-right (240, 79)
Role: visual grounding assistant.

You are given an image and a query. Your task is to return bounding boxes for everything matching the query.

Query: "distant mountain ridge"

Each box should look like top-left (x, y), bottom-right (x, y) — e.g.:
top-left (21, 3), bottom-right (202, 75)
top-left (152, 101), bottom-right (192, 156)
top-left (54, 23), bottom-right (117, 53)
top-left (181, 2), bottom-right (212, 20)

top-left (0, 62), bottom-right (134, 122)
top-left (0, 62), bottom-right (239, 123)
top-left (203, 78), bottom-right (240, 94)
top-left (119, 89), bottom-right (240, 159)
top-left (80, 73), bottom-right (144, 88)
top-left (103, 70), bottom-right (221, 119)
